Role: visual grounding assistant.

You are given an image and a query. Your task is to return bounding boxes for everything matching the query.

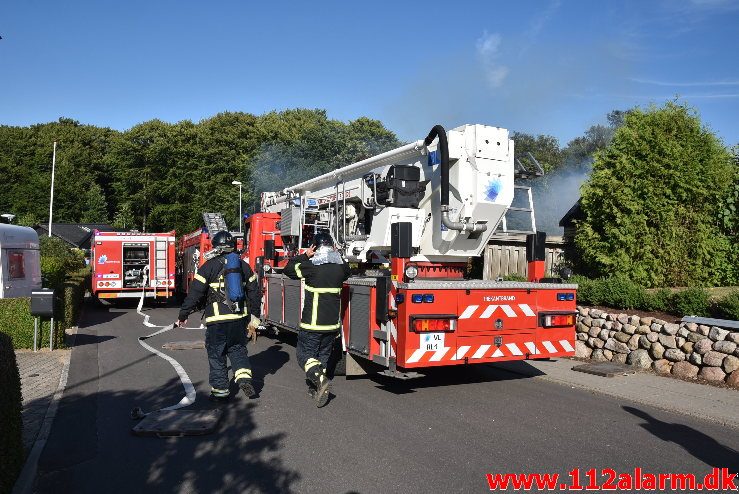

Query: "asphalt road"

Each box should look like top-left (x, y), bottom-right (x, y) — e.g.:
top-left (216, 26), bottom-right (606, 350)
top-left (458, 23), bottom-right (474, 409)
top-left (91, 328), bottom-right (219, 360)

top-left (34, 299), bottom-right (739, 493)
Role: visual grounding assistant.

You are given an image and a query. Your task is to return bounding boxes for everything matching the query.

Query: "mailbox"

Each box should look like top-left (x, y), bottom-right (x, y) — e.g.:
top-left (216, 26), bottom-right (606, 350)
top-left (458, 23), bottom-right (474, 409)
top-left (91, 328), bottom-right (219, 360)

top-left (31, 289), bottom-right (56, 318)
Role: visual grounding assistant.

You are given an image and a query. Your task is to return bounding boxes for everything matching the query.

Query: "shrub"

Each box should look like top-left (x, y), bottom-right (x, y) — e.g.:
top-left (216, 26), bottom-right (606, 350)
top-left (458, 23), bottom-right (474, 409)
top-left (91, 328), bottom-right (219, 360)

top-left (0, 268), bottom-right (89, 349)
top-left (600, 275), bottom-right (647, 309)
top-left (502, 274), bottom-right (528, 282)
top-left (571, 276), bottom-right (603, 306)
top-left (714, 290), bottom-right (739, 320)
top-left (571, 275), bottom-right (646, 309)
top-left (40, 237), bottom-right (85, 288)
top-left (0, 333), bottom-right (23, 493)
top-left (575, 102), bottom-right (736, 287)
top-left (668, 287), bottom-right (711, 317)
top-left (644, 288), bottom-right (672, 312)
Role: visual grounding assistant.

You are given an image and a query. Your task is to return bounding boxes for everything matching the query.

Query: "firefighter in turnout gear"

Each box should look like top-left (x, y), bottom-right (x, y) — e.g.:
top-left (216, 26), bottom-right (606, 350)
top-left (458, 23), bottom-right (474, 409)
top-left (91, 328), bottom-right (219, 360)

top-left (284, 232), bottom-right (350, 407)
top-left (177, 231), bottom-right (261, 402)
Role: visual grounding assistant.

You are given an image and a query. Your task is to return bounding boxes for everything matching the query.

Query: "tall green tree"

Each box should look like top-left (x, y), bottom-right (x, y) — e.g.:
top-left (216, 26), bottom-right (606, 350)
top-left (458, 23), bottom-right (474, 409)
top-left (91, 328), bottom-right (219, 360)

top-left (511, 132), bottom-right (563, 173)
top-left (80, 183), bottom-right (109, 223)
top-left (575, 102), bottom-right (735, 287)
top-left (112, 203), bottom-right (135, 230)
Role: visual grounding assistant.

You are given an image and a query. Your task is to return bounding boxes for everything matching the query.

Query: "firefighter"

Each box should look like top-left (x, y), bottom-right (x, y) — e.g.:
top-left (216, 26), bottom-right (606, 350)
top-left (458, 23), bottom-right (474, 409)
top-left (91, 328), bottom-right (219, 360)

top-left (283, 232), bottom-right (350, 407)
top-left (177, 231), bottom-right (261, 402)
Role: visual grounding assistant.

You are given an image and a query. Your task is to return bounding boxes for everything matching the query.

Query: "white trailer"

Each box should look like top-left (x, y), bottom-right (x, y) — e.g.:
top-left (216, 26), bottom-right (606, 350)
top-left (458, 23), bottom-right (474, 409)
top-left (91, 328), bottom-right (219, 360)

top-left (0, 224), bottom-right (42, 298)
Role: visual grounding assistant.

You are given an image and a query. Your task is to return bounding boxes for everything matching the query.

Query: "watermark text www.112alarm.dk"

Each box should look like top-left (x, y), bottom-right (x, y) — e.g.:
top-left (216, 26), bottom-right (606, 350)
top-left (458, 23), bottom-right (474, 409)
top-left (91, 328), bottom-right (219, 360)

top-left (485, 467), bottom-right (737, 491)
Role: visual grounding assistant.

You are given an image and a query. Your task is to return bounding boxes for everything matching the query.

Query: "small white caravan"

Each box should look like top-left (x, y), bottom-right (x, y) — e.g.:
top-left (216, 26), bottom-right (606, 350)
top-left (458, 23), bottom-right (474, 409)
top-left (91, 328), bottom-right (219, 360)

top-left (0, 224), bottom-right (42, 298)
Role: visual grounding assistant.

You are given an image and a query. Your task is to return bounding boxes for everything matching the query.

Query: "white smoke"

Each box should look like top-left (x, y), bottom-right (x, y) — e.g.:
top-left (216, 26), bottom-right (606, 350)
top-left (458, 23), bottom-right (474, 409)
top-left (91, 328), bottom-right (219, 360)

top-left (476, 31), bottom-right (509, 88)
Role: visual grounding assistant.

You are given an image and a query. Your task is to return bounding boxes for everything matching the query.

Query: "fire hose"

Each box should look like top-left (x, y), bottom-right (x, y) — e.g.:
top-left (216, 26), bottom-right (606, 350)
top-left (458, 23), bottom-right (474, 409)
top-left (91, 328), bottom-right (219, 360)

top-left (130, 268), bottom-right (200, 420)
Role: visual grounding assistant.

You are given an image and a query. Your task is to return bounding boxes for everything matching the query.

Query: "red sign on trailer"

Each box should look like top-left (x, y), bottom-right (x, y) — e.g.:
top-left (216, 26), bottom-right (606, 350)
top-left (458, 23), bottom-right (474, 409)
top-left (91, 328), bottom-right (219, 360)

top-left (90, 230), bottom-right (176, 300)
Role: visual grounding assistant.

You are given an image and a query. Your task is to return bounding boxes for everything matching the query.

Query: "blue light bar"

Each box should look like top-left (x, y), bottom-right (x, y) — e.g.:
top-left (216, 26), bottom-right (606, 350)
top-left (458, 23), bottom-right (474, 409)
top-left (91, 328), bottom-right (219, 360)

top-left (423, 294), bottom-right (434, 303)
top-left (566, 293), bottom-right (575, 301)
top-left (557, 293), bottom-right (567, 301)
top-left (411, 294), bottom-right (424, 303)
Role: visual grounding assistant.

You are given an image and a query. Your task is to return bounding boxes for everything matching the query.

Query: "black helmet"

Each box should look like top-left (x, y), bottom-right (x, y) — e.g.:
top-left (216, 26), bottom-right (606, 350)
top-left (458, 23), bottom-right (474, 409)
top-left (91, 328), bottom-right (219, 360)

top-left (313, 232), bottom-right (334, 248)
top-left (211, 231), bottom-right (236, 252)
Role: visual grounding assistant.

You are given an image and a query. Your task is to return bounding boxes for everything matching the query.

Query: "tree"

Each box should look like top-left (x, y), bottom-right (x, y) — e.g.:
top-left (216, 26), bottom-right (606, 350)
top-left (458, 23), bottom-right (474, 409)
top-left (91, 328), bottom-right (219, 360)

top-left (80, 183), bottom-right (109, 223)
top-left (511, 132), bottom-right (563, 173)
top-left (574, 102), bottom-right (736, 287)
top-left (112, 203), bottom-right (135, 230)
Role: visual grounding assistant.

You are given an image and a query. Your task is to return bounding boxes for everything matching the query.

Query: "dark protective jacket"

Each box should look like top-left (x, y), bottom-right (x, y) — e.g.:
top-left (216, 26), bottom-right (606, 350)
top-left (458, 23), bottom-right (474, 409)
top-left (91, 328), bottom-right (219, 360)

top-left (178, 255), bottom-right (260, 325)
top-left (283, 253), bottom-right (350, 331)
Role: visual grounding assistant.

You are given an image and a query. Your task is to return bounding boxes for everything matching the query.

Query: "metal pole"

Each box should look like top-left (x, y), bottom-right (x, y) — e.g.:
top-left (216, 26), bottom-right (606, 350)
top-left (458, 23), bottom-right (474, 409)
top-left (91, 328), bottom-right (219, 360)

top-left (48, 141), bottom-right (57, 237)
top-left (49, 318), bottom-right (54, 351)
top-left (239, 184), bottom-right (243, 233)
top-left (33, 318), bottom-right (39, 352)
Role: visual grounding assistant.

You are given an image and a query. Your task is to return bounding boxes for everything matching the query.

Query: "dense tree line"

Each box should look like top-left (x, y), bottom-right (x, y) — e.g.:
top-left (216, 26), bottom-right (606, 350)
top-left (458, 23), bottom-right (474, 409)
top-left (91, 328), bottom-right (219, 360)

top-left (0, 110), bottom-right (399, 235)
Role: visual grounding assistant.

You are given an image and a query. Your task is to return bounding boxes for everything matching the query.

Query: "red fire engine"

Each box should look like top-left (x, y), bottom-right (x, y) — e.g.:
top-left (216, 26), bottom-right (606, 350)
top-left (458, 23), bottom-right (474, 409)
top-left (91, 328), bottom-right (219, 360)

top-left (91, 230), bottom-right (176, 300)
top-left (177, 213), bottom-right (244, 296)
top-left (248, 124), bottom-right (577, 377)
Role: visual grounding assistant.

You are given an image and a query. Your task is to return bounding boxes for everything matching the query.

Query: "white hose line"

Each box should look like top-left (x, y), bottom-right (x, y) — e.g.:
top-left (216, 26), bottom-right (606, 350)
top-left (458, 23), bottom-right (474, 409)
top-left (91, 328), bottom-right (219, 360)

top-left (132, 283), bottom-right (197, 418)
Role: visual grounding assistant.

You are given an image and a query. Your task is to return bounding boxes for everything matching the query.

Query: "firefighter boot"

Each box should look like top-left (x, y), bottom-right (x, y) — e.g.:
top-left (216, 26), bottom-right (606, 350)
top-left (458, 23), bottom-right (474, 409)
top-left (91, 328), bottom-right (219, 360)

top-left (304, 358), bottom-right (330, 407)
top-left (209, 387), bottom-right (230, 403)
top-left (234, 368), bottom-right (255, 398)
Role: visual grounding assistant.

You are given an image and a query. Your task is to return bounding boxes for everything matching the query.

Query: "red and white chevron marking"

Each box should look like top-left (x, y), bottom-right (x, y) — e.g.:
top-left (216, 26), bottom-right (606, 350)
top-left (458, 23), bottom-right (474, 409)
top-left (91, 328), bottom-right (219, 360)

top-left (458, 304), bottom-right (536, 319)
top-left (405, 338), bottom-right (574, 364)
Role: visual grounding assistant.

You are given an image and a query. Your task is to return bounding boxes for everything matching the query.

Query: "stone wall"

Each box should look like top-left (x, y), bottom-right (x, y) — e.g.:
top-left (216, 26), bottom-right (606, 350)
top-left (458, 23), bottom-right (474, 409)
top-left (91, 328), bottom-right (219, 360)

top-left (575, 307), bottom-right (739, 388)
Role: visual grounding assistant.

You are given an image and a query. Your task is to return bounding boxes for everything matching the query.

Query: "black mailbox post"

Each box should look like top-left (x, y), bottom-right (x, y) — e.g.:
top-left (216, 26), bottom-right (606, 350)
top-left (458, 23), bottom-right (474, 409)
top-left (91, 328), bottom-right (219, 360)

top-left (31, 289), bottom-right (56, 318)
top-left (30, 289), bottom-right (56, 351)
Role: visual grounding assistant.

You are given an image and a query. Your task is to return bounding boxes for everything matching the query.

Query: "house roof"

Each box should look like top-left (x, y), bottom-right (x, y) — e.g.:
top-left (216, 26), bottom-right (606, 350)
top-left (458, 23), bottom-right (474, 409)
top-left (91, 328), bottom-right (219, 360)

top-left (33, 223), bottom-right (123, 250)
top-left (559, 199), bottom-right (584, 227)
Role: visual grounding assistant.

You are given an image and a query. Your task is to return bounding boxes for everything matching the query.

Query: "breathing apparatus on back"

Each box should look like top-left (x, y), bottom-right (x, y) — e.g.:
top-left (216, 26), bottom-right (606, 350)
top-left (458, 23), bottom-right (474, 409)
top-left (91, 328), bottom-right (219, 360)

top-left (210, 231), bottom-right (246, 313)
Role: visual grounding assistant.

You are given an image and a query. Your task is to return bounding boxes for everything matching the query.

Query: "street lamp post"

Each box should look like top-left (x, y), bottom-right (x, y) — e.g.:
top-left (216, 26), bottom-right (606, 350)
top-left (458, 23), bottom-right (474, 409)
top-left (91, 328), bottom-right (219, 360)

top-left (48, 141), bottom-right (57, 237)
top-left (232, 180), bottom-right (243, 233)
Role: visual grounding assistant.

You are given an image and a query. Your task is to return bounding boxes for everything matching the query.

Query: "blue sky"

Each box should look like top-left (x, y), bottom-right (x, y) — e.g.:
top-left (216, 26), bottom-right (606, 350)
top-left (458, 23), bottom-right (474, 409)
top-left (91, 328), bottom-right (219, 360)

top-left (1, 0), bottom-right (737, 146)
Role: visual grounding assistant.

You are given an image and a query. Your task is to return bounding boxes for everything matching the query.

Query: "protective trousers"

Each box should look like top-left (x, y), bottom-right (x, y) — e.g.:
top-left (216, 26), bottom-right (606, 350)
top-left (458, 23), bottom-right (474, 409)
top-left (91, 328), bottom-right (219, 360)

top-left (205, 319), bottom-right (252, 397)
top-left (296, 329), bottom-right (335, 387)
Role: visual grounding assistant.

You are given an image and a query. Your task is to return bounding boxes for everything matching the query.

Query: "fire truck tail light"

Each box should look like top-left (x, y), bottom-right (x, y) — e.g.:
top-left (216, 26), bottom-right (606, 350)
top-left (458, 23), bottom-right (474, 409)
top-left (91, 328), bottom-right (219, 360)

top-left (411, 294), bottom-right (435, 303)
top-left (411, 317), bottom-right (456, 332)
top-left (423, 294), bottom-right (434, 303)
top-left (541, 313), bottom-right (575, 327)
top-left (411, 294), bottom-right (424, 303)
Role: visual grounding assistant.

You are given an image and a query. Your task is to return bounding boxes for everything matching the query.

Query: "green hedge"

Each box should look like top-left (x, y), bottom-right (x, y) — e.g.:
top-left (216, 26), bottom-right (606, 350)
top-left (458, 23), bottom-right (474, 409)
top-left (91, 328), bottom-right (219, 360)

top-left (572, 275), bottom-right (739, 319)
top-left (715, 290), bottom-right (739, 320)
top-left (0, 332), bottom-right (23, 493)
top-left (0, 268), bottom-right (90, 349)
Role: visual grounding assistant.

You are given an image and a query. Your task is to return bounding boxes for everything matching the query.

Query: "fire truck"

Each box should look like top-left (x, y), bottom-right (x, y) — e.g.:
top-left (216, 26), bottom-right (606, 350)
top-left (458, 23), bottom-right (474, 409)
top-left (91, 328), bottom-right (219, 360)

top-left (91, 230), bottom-right (176, 300)
top-left (244, 123), bottom-right (578, 377)
top-left (177, 213), bottom-right (244, 296)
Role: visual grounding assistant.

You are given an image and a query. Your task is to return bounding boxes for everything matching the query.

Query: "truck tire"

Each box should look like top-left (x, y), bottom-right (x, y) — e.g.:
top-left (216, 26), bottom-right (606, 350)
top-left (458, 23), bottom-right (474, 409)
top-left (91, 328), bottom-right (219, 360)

top-left (328, 335), bottom-right (346, 377)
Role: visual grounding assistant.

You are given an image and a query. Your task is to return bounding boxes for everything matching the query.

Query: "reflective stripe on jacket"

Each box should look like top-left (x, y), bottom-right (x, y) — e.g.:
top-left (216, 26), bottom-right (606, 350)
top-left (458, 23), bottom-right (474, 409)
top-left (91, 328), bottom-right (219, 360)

top-left (283, 253), bottom-right (350, 331)
top-left (178, 255), bottom-right (261, 325)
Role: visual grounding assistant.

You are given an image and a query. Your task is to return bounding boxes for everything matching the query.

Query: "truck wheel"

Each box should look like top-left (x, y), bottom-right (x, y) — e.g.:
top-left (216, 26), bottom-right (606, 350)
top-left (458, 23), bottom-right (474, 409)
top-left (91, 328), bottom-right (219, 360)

top-left (329, 336), bottom-right (346, 377)
top-left (333, 351), bottom-right (347, 377)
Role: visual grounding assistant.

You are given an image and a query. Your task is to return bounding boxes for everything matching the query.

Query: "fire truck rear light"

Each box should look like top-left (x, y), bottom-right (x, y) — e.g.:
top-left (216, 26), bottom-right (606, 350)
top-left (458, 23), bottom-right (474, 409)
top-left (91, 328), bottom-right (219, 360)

top-left (395, 294), bottom-right (405, 304)
top-left (423, 294), bottom-right (434, 303)
top-left (542, 313), bottom-right (575, 327)
top-left (411, 294), bottom-right (424, 303)
top-left (411, 317), bottom-right (456, 332)
top-left (566, 293), bottom-right (575, 301)
top-left (557, 292), bottom-right (575, 301)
